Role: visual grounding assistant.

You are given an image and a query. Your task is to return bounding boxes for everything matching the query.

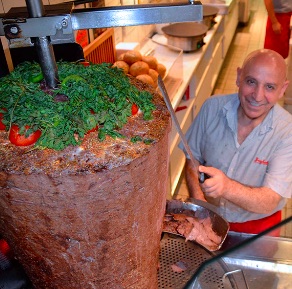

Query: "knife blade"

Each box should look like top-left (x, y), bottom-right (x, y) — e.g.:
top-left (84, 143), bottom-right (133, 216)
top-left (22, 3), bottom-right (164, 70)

top-left (157, 76), bottom-right (210, 184)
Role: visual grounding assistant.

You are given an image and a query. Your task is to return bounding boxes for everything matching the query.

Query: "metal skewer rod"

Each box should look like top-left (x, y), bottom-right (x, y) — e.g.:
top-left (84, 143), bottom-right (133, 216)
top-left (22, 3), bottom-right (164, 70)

top-left (26, 0), bottom-right (59, 88)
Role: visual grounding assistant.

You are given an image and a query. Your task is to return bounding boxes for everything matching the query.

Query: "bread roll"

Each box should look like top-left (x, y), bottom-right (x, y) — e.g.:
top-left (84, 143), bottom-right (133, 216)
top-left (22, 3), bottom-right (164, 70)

top-left (117, 53), bottom-right (125, 61)
top-left (156, 63), bottom-right (167, 78)
top-left (123, 50), bottom-right (142, 65)
top-left (112, 60), bottom-right (129, 74)
top-left (129, 61), bottom-right (149, 77)
top-left (142, 55), bottom-right (158, 70)
top-left (136, 74), bottom-right (155, 87)
top-left (148, 69), bottom-right (159, 87)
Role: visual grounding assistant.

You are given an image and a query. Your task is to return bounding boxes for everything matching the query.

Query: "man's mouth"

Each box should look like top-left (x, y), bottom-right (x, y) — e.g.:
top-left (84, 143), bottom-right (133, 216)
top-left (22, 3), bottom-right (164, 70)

top-left (248, 100), bottom-right (268, 107)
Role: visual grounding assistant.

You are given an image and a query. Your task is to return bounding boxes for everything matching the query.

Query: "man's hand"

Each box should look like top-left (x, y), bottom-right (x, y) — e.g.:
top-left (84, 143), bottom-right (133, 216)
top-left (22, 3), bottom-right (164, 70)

top-left (271, 21), bottom-right (282, 34)
top-left (199, 165), bottom-right (231, 199)
top-left (198, 165), bottom-right (282, 214)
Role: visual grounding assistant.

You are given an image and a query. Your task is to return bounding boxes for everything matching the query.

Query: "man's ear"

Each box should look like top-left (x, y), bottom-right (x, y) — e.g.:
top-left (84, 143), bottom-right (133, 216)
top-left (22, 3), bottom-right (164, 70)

top-left (279, 80), bottom-right (290, 99)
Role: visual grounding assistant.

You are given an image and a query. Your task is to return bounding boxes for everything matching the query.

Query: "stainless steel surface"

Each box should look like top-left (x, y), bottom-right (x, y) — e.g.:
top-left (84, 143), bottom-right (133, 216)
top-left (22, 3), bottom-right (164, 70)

top-left (182, 219), bottom-right (292, 289)
top-left (188, 197), bottom-right (220, 214)
top-left (161, 22), bottom-right (208, 37)
top-left (161, 22), bottom-right (208, 51)
top-left (0, 2), bottom-right (203, 38)
top-left (71, 2), bottom-right (203, 29)
top-left (202, 5), bottom-right (218, 29)
top-left (217, 230), bottom-right (292, 289)
top-left (158, 75), bottom-right (207, 182)
top-left (158, 233), bottom-right (237, 289)
top-left (164, 199), bottom-right (229, 251)
top-left (26, 0), bottom-right (45, 17)
top-left (164, 33), bottom-right (205, 51)
top-left (35, 36), bottom-right (58, 88)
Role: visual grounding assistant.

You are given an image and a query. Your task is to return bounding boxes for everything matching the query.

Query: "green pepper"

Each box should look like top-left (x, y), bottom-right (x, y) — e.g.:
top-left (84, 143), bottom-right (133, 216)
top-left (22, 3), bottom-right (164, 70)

top-left (61, 75), bottom-right (86, 86)
top-left (29, 73), bottom-right (44, 83)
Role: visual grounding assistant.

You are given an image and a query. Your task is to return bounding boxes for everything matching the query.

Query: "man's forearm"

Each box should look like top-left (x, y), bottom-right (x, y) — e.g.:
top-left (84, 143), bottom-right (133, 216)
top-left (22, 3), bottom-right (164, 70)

top-left (223, 178), bottom-right (282, 214)
top-left (264, 0), bottom-right (278, 24)
top-left (185, 158), bottom-right (206, 201)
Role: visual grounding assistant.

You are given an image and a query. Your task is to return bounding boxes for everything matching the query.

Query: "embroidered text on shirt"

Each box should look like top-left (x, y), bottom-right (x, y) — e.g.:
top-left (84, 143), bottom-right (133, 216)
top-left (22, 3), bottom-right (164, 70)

top-left (254, 157), bottom-right (269, 165)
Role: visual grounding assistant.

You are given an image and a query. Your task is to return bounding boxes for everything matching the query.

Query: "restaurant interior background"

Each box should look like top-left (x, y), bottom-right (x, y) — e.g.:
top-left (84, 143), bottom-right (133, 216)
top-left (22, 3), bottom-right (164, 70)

top-left (0, 1), bottom-right (291, 288)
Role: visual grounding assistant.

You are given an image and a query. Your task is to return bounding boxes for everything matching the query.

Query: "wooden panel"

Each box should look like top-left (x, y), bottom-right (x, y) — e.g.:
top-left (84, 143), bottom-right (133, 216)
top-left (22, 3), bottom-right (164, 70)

top-left (83, 28), bottom-right (116, 64)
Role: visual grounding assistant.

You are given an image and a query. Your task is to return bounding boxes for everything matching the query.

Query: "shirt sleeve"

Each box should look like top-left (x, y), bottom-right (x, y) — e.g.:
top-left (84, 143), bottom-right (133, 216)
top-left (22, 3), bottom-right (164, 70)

top-left (263, 132), bottom-right (292, 198)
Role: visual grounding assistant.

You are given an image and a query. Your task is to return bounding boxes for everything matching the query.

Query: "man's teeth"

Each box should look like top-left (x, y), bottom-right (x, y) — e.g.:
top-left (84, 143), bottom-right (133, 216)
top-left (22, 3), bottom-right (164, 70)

top-left (249, 101), bottom-right (266, 107)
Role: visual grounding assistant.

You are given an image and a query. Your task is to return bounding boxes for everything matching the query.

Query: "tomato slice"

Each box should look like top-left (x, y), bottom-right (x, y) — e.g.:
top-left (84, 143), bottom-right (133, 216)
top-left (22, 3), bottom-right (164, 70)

top-left (131, 103), bottom-right (139, 115)
top-left (0, 114), bottom-right (5, 130)
top-left (86, 125), bottom-right (98, 135)
top-left (0, 108), bottom-right (7, 130)
top-left (80, 61), bottom-right (90, 67)
top-left (9, 124), bottom-right (42, 146)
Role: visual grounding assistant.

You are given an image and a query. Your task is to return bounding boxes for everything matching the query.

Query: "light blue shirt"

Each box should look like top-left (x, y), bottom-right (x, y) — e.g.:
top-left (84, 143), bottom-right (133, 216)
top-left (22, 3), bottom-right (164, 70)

top-left (273, 0), bottom-right (292, 13)
top-left (179, 94), bottom-right (292, 222)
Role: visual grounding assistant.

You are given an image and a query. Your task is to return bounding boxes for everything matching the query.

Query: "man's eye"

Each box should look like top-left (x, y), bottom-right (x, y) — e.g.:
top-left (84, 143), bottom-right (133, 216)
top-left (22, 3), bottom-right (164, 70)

top-left (246, 79), bottom-right (255, 85)
top-left (266, 84), bottom-right (275, 90)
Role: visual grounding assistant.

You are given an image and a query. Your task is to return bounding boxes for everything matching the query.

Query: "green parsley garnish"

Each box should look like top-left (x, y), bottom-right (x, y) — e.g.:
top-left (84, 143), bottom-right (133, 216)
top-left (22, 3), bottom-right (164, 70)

top-left (0, 61), bottom-right (156, 150)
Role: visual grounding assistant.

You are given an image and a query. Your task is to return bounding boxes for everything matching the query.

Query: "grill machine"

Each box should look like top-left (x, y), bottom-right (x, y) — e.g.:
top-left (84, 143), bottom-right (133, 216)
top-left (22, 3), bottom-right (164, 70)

top-left (0, 0), bottom-right (203, 87)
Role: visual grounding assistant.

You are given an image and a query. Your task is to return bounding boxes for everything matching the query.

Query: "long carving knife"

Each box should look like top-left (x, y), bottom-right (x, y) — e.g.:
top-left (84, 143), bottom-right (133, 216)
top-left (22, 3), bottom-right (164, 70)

top-left (157, 76), bottom-right (197, 165)
top-left (157, 75), bottom-right (208, 183)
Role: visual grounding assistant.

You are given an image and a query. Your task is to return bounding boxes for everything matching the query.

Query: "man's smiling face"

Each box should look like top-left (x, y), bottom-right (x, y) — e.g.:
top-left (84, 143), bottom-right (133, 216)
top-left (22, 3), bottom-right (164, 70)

top-left (236, 50), bottom-right (289, 122)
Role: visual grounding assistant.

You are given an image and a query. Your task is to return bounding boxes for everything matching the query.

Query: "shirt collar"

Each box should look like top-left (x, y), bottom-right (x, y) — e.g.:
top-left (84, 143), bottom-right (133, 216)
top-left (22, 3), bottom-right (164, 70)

top-left (222, 94), bottom-right (239, 133)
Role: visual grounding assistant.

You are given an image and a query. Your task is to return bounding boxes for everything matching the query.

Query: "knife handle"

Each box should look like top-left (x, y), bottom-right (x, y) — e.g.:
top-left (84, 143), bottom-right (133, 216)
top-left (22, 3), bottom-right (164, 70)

top-left (199, 172), bottom-right (210, 183)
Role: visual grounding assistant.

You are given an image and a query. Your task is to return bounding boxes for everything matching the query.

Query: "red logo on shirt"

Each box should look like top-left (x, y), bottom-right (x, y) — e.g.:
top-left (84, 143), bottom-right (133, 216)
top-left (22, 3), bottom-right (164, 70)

top-left (254, 157), bottom-right (269, 166)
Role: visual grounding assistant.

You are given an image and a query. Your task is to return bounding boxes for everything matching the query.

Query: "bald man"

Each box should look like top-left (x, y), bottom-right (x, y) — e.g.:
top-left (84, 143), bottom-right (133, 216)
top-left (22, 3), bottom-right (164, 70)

top-left (179, 49), bottom-right (292, 235)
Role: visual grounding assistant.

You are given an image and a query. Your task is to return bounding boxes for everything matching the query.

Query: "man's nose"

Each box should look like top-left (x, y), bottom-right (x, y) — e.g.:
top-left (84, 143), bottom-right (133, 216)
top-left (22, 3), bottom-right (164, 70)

top-left (254, 85), bottom-right (265, 101)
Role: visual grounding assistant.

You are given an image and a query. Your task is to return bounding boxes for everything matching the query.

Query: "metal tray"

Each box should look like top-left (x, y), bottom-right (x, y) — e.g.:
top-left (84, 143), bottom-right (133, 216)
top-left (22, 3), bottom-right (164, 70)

top-left (158, 233), bottom-right (238, 289)
top-left (163, 199), bottom-right (229, 251)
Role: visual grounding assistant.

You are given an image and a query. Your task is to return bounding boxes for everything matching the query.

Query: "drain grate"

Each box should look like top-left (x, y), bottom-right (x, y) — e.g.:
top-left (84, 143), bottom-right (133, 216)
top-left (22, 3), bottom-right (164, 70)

top-left (158, 233), bottom-right (234, 289)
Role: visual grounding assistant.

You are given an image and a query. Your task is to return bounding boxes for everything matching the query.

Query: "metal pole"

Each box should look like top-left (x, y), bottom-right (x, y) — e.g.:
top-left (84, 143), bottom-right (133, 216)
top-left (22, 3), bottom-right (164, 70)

top-left (25, 0), bottom-right (59, 88)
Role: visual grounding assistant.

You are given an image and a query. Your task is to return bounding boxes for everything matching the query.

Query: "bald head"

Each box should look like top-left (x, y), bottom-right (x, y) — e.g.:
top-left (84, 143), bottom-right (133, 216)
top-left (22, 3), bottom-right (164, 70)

top-left (242, 49), bottom-right (288, 80)
top-left (236, 49), bottom-right (290, 121)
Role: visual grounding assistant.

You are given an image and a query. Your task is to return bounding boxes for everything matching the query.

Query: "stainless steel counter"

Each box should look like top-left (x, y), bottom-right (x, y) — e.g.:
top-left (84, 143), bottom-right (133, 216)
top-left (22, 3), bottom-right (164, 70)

top-left (179, 217), bottom-right (292, 289)
top-left (214, 231), bottom-right (292, 289)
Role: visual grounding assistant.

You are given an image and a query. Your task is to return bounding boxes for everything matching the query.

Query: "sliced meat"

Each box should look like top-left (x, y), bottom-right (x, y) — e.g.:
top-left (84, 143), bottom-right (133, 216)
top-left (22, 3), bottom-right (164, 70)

top-left (163, 210), bottom-right (222, 251)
